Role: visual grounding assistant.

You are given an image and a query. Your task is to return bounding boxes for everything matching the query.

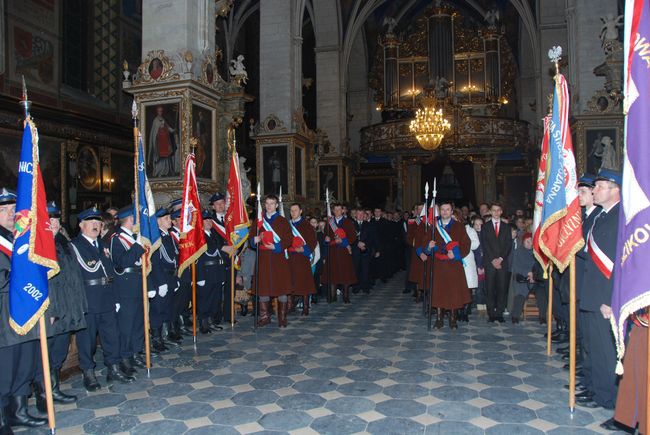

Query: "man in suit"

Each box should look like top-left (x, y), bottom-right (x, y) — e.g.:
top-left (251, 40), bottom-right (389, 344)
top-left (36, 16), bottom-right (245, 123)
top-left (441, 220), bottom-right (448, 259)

top-left (110, 205), bottom-right (147, 377)
top-left (481, 202), bottom-right (512, 322)
top-left (70, 207), bottom-right (134, 391)
top-left (575, 169), bottom-right (621, 410)
top-left (351, 209), bottom-right (375, 295)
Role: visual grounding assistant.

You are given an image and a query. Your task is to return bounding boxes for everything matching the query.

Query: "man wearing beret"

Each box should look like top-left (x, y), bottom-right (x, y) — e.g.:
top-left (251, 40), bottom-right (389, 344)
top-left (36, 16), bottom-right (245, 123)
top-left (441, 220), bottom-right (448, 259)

top-left (70, 207), bottom-right (133, 392)
top-left (575, 169), bottom-right (621, 410)
top-left (322, 203), bottom-right (358, 304)
top-left (249, 194), bottom-right (293, 327)
top-left (209, 192), bottom-right (235, 327)
top-left (110, 205), bottom-right (146, 376)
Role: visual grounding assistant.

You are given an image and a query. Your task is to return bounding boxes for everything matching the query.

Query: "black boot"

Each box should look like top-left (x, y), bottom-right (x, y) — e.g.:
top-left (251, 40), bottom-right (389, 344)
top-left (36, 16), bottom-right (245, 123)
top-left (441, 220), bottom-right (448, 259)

top-left (107, 364), bottom-right (134, 384)
top-left (200, 318), bottom-right (212, 334)
top-left (167, 321), bottom-right (183, 343)
top-left (51, 369), bottom-right (77, 403)
top-left (33, 382), bottom-right (46, 415)
top-left (0, 406), bottom-right (12, 435)
top-left (240, 303), bottom-right (248, 316)
top-left (7, 396), bottom-right (46, 428)
top-left (82, 369), bottom-right (101, 392)
top-left (162, 322), bottom-right (181, 346)
top-left (151, 328), bottom-right (167, 354)
top-left (119, 358), bottom-right (137, 377)
top-left (178, 315), bottom-right (192, 335)
top-left (130, 354), bottom-right (147, 369)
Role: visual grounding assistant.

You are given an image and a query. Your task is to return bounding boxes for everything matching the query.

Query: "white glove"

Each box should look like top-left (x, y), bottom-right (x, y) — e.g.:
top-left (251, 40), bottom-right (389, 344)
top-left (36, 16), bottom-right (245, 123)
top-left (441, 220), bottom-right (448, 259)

top-left (159, 284), bottom-right (168, 297)
top-left (147, 290), bottom-right (156, 298)
top-left (115, 303), bottom-right (121, 313)
top-left (197, 280), bottom-right (206, 286)
top-left (174, 280), bottom-right (180, 292)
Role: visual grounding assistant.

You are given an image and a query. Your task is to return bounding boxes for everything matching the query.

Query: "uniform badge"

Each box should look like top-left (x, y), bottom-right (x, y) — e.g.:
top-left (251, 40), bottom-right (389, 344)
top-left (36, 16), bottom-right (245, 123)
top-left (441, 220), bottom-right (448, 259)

top-left (86, 260), bottom-right (97, 267)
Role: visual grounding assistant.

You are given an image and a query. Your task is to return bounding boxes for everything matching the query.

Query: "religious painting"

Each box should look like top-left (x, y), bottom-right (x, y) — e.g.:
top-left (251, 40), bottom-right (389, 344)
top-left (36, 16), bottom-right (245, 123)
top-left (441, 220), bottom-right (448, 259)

top-left (585, 127), bottom-right (619, 175)
top-left (144, 102), bottom-right (181, 178)
top-left (191, 104), bottom-right (213, 179)
top-left (148, 58), bottom-right (164, 80)
top-left (261, 146), bottom-right (287, 196)
top-left (319, 165), bottom-right (339, 201)
top-left (77, 146), bottom-right (100, 191)
top-left (294, 146), bottom-right (303, 197)
top-left (8, 22), bottom-right (58, 89)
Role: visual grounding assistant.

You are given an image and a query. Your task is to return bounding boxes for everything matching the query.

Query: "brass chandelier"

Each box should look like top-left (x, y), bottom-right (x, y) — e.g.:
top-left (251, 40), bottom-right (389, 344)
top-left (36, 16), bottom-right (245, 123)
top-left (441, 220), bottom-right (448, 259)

top-left (409, 95), bottom-right (451, 151)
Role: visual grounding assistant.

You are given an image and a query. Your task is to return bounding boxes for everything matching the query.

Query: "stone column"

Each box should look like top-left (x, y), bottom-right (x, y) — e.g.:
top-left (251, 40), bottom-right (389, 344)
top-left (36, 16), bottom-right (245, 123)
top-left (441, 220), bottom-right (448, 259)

top-left (404, 164), bottom-right (422, 211)
top-left (142, 0), bottom-right (214, 58)
top-left (259, 0), bottom-right (302, 129)
top-left (315, 45), bottom-right (345, 153)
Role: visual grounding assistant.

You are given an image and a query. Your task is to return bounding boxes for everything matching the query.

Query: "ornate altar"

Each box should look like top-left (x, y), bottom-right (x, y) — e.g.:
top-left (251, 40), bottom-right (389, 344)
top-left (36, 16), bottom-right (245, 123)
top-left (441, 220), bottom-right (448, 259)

top-left (123, 49), bottom-right (252, 205)
top-left (360, 2), bottom-right (531, 209)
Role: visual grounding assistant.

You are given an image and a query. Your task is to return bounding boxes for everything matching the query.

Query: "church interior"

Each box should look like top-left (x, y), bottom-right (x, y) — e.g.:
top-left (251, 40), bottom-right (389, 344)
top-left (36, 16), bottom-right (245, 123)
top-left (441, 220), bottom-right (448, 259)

top-left (0, 0), bottom-right (632, 434)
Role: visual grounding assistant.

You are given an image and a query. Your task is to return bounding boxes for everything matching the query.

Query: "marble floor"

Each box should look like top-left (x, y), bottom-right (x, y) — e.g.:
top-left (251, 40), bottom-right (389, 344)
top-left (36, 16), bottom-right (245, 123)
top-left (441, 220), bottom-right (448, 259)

top-left (20, 273), bottom-right (626, 434)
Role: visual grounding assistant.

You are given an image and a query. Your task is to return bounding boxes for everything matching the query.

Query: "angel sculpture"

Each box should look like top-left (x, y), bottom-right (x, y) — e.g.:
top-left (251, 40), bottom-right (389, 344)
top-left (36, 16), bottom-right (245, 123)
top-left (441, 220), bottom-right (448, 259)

top-left (229, 55), bottom-right (248, 85)
top-left (600, 13), bottom-right (623, 44)
top-left (382, 17), bottom-right (398, 34)
top-left (484, 8), bottom-right (500, 26)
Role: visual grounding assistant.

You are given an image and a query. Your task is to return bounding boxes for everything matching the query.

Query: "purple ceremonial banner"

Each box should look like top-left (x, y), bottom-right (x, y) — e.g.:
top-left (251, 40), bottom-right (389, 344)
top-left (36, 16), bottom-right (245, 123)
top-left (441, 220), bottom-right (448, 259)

top-left (610, 0), bottom-right (650, 373)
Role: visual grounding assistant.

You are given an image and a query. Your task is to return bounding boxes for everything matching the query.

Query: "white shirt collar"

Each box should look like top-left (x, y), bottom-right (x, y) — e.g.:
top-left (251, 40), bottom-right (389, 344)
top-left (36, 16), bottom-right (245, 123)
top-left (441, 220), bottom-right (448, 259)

top-left (585, 205), bottom-right (597, 217)
top-left (82, 234), bottom-right (98, 245)
top-left (120, 226), bottom-right (134, 236)
top-left (603, 201), bottom-right (620, 214)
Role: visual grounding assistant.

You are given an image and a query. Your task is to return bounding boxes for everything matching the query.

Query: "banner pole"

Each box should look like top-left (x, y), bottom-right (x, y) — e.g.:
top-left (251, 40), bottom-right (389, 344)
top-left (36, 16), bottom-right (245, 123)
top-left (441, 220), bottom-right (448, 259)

top-left (646, 309), bottom-right (650, 435)
top-left (39, 317), bottom-right (56, 434)
top-left (547, 264), bottom-right (554, 356)
top-left (192, 263), bottom-right (197, 344)
top-left (231, 253), bottom-right (235, 329)
top-left (132, 110), bottom-right (151, 375)
top-left (568, 258), bottom-right (576, 412)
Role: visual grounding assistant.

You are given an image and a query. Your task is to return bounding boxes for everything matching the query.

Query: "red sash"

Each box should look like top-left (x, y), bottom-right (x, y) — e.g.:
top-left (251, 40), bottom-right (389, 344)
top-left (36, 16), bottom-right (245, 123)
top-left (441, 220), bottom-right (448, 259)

top-left (587, 232), bottom-right (613, 279)
top-left (0, 234), bottom-right (12, 258)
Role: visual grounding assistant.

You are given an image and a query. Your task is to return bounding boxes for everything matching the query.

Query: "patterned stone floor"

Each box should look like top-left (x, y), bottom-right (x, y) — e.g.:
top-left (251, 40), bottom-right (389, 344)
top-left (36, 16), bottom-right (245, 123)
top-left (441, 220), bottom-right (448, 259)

top-left (20, 273), bottom-right (626, 434)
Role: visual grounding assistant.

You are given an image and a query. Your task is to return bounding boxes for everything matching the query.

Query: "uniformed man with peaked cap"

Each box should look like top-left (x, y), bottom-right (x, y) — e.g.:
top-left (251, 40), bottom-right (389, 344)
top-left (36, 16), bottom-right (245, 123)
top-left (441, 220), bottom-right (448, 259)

top-left (0, 188), bottom-right (48, 431)
top-left (70, 207), bottom-right (133, 392)
top-left (110, 205), bottom-right (146, 377)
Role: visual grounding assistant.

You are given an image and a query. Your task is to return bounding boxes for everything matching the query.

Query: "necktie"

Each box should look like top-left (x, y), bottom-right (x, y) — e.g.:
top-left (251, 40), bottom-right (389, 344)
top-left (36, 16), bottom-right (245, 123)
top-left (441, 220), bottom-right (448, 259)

top-left (93, 240), bottom-right (99, 250)
top-left (494, 221), bottom-right (499, 237)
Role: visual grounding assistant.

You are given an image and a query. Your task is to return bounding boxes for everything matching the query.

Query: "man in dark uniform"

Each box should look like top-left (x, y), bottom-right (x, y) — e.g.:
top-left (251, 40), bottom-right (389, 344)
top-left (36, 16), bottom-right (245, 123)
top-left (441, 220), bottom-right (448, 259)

top-left (169, 209), bottom-right (193, 336)
top-left (197, 210), bottom-right (226, 333)
top-left (110, 205), bottom-right (146, 376)
top-left (70, 207), bottom-right (133, 391)
top-left (33, 201), bottom-right (87, 412)
top-left (351, 209), bottom-right (374, 294)
top-left (209, 192), bottom-right (234, 326)
top-left (0, 188), bottom-right (47, 431)
top-left (148, 208), bottom-right (178, 353)
top-left (575, 169), bottom-right (621, 410)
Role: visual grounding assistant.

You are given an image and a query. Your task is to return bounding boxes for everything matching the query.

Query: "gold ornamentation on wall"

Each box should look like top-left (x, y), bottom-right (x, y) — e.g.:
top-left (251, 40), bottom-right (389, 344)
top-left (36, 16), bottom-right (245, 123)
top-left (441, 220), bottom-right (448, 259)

top-left (134, 50), bottom-right (180, 85)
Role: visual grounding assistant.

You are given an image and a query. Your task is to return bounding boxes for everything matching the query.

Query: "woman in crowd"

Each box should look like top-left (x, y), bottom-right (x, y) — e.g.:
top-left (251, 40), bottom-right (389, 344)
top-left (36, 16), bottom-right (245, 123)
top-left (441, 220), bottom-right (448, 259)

top-left (470, 216), bottom-right (486, 309)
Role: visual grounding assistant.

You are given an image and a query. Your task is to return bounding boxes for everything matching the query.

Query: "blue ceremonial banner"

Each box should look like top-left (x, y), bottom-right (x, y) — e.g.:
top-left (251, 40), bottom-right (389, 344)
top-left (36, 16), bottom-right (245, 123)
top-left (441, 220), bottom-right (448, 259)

top-left (9, 120), bottom-right (60, 334)
top-left (610, 0), bottom-right (650, 372)
top-left (135, 134), bottom-right (161, 275)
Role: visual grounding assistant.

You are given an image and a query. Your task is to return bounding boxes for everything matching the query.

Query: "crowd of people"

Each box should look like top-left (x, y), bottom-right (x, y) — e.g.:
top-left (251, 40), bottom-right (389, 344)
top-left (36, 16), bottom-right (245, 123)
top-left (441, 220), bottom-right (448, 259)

top-left (0, 166), bottom-right (644, 433)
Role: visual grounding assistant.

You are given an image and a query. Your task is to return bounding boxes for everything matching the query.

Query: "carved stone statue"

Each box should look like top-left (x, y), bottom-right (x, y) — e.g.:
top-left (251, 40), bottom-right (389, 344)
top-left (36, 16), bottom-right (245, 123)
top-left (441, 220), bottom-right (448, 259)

top-left (599, 136), bottom-right (618, 170)
top-left (484, 8), bottom-right (500, 27)
top-left (229, 54), bottom-right (248, 85)
top-left (382, 17), bottom-right (398, 35)
top-left (433, 76), bottom-right (451, 99)
top-left (600, 13), bottom-right (623, 45)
